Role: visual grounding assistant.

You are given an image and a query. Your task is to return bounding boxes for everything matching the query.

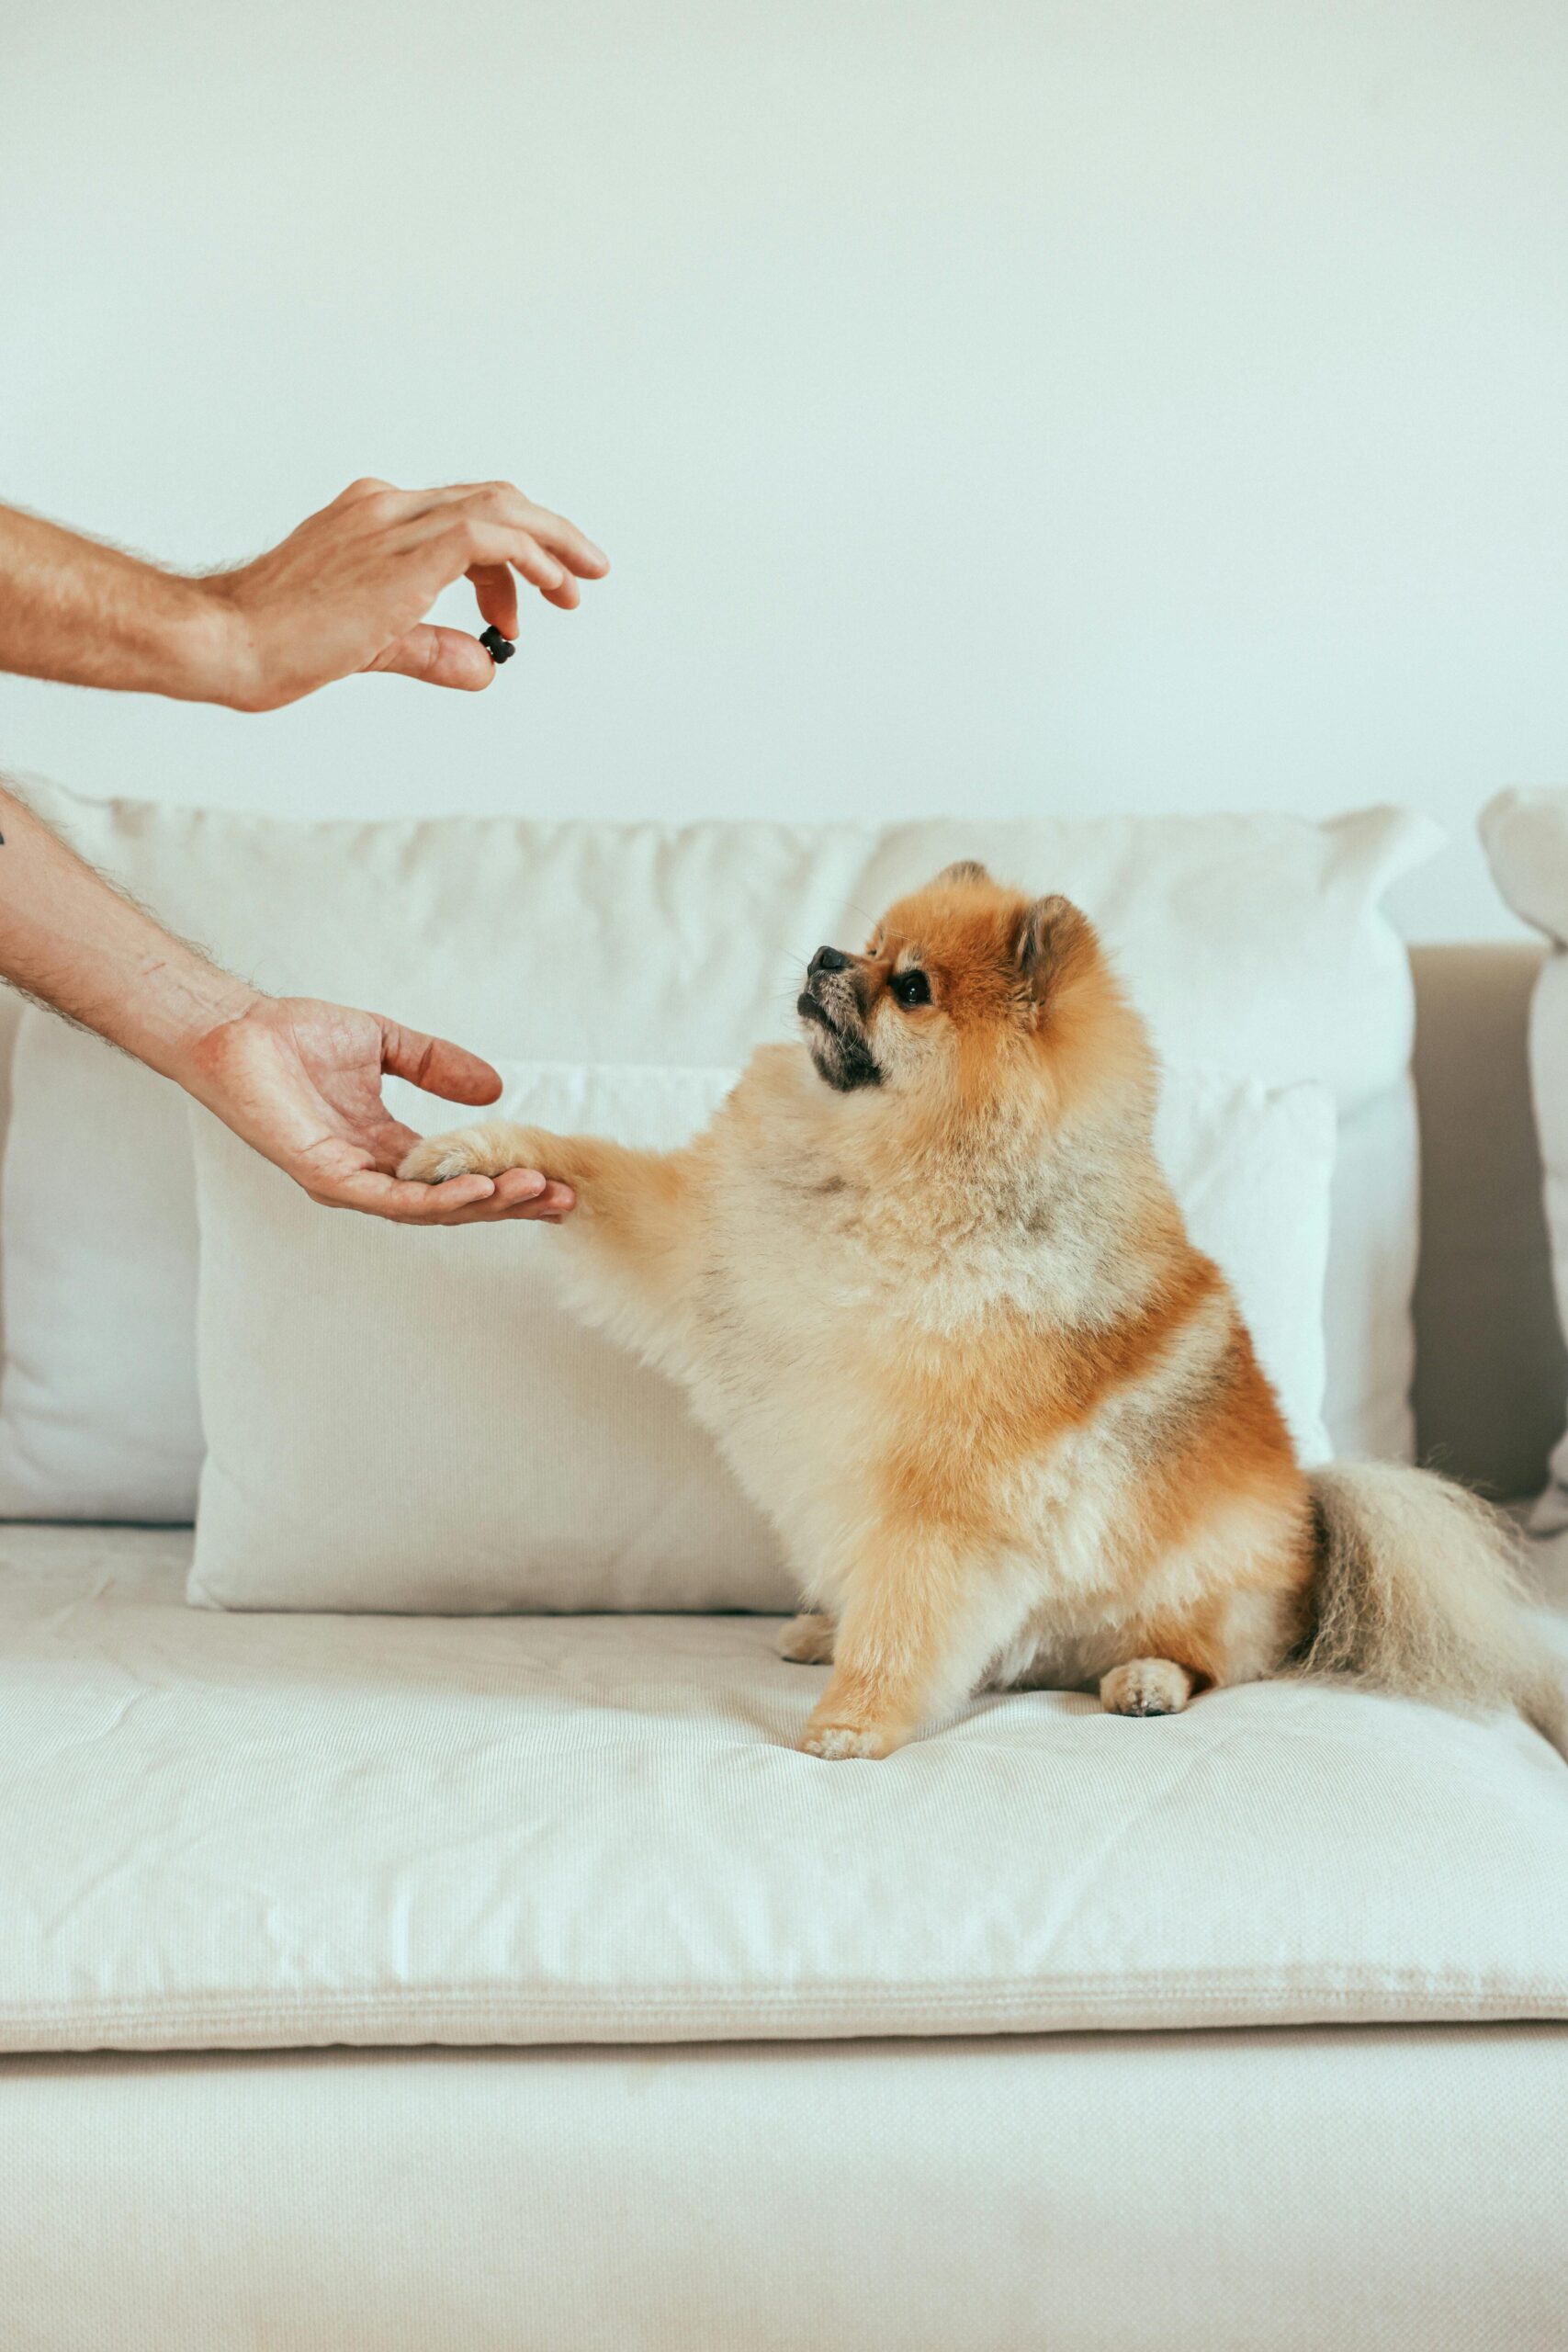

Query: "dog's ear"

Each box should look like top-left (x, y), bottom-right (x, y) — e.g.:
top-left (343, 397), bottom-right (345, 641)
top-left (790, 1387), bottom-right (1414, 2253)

top-left (1015, 893), bottom-right (1096, 1001)
top-left (932, 859), bottom-right (991, 888)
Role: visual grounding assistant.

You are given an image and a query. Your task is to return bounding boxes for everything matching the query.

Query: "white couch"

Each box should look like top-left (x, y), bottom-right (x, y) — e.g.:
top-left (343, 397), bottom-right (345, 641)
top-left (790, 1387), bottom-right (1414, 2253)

top-left (2, 906), bottom-right (1566, 2349)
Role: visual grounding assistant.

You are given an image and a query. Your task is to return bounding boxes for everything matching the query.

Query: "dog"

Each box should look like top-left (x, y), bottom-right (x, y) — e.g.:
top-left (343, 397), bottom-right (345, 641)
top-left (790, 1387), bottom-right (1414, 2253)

top-left (400, 861), bottom-right (1562, 1759)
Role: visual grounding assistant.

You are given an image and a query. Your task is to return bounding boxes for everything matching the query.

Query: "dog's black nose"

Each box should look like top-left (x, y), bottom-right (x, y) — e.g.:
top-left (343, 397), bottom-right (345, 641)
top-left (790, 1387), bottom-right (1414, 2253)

top-left (809, 945), bottom-right (849, 976)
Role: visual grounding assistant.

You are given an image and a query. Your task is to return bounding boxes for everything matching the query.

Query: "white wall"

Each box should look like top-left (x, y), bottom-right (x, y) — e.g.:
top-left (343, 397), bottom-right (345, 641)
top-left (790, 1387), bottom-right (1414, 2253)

top-left (3, 0), bottom-right (1565, 939)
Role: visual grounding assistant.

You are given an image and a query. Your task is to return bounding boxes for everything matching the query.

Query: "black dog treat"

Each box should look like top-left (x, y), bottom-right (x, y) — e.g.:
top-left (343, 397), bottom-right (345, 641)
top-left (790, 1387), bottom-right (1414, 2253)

top-left (479, 625), bottom-right (515, 666)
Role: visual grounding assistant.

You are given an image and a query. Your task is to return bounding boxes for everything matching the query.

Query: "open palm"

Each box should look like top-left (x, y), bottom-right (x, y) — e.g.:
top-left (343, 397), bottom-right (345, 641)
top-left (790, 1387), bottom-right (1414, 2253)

top-left (182, 996), bottom-right (573, 1224)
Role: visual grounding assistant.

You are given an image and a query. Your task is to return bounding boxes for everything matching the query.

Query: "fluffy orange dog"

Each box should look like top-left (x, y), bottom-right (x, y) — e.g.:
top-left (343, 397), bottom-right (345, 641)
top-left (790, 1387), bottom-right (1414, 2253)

top-left (403, 863), bottom-right (1559, 1758)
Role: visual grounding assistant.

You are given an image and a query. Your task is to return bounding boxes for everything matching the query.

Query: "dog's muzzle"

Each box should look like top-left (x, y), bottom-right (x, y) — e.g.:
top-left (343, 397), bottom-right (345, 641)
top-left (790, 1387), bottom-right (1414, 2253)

top-left (799, 947), bottom-right (881, 1091)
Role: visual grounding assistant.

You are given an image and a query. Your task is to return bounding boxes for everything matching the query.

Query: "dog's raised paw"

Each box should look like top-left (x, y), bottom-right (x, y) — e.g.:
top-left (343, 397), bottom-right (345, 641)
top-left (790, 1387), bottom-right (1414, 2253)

top-left (398, 1133), bottom-right (482, 1185)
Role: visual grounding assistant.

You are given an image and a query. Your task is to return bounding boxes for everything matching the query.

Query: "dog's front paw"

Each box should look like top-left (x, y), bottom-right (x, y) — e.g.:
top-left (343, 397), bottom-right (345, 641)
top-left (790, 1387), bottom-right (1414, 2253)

top-left (398, 1129), bottom-right (493, 1185)
top-left (798, 1715), bottom-right (898, 1759)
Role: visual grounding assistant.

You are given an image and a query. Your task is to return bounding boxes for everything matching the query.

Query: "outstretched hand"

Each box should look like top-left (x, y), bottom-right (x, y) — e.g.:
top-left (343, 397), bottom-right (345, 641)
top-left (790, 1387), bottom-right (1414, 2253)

top-left (179, 995), bottom-right (576, 1224)
top-left (207, 476), bottom-right (610, 711)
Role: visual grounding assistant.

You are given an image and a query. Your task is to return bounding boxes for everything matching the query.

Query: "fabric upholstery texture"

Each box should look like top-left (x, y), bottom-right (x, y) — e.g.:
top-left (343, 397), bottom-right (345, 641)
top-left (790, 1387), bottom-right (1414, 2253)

top-left (187, 1061), bottom-right (1335, 1612)
top-left (3, 1526), bottom-right (1564, 2055)
top-left (0, 783), bottom-right (1432, 1521)
top-left (6, 2026), bottom-right (1567, 2352)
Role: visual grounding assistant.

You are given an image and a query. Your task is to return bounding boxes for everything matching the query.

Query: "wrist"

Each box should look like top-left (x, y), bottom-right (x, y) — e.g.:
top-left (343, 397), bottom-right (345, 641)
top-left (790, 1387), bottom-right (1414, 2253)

top-left (137, 961), bottom-right (267, 1095)
top-left (166, 573), bottom-right (265, 711)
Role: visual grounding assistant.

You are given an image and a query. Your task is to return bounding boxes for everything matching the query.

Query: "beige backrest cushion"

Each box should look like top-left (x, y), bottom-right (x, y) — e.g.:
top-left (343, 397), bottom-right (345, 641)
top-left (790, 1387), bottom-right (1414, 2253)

top-left (0, 786), bottom-right (1432, 1525)
top-left (2, 805), bottom-right (1559, 1504)
top-left (1410, 943), bottom-right (1565, 1498)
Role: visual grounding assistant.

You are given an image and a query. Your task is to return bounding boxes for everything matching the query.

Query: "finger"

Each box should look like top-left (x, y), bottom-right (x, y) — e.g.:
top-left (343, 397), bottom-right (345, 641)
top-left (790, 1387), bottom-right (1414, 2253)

top-left (490, 1168), bottom-right (549, 1205)
top-left (467, 561), bottom-right (519, 641)
top-left (318, 1167), bottom-right (502, 1220)
top-left (438, 1193), bottom-right (577, 1226)
top-left (410, 483), bottom-right (610, 576)
top-left (425, 1174), bottom-right (572, 1218)
top-left (537, 569), bottom-right (581, 613)
top-left (421, 1176), bottom-right (575, 1226)
top-left (479, 526), bottom-right (567, 595)
top-left (367, 625), bottom-right (496, 692)
top-left (379, 1024), bottom-right (504, 1106)
top-left (407, 519), bottom-right (592, 615)
top-left (400, 489), bottom-right (564, 593)
top-left (507, 502), bottom-right (609, 578)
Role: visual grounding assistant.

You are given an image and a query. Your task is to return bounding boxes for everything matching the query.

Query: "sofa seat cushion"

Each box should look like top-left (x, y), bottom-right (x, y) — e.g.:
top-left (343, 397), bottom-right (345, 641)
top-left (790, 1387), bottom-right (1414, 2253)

top-left (3, 1527), bottom-right (1565, 2055)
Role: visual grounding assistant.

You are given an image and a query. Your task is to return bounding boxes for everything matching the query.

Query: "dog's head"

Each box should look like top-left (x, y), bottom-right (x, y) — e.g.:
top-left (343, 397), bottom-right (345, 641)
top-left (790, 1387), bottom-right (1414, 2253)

top-left (796, 862), bottom-right (1149, 1133)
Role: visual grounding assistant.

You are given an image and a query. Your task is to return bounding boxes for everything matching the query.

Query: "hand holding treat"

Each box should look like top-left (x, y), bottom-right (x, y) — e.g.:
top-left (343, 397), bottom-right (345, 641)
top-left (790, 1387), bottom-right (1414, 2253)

top-left (0, 479), bottom-right (607, 710)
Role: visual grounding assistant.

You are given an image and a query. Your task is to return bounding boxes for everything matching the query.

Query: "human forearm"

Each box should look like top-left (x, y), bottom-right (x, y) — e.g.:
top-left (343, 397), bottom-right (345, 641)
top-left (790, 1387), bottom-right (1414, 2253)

top-left (0, 783), bottom-right (257, 1074)
top-left (0, 504), bottom-right (238, 704)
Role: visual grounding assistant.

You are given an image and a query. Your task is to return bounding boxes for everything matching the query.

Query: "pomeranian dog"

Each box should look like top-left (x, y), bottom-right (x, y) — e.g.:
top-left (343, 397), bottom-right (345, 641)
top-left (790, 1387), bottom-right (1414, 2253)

top-left (401, 862), bottom-right (1562, 1760)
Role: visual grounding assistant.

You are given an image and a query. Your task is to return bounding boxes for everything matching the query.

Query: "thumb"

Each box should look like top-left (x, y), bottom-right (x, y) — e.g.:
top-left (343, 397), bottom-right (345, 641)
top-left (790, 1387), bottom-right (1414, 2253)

top-left (381, 1023), bottom-right (503, 1106)
top-left (364, 626), bottom-right (496, 692)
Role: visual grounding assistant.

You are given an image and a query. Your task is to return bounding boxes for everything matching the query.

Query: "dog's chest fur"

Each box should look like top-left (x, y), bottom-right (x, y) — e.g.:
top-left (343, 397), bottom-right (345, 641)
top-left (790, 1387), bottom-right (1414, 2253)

top-left (665, 1053), bottom-right (1214, 1610)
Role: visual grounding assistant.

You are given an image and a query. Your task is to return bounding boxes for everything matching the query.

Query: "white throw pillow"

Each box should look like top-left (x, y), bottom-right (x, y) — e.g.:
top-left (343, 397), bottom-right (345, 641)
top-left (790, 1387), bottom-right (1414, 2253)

top-left (1480, 788), bottom-right (1568, 1534)
top-left (0, 781), bottom-right (1428, 1521)
top-left (186, 1060), bottom-right (1335, 1612)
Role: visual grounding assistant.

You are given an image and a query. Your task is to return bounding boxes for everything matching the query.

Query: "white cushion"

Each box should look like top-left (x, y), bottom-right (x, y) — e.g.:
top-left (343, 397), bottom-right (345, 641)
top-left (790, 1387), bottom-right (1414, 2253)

top-left (2, 1525), bottom-right (1564, 2052)
top-left (1481, 790), bottom-right (1568, 1532)
top-left (0, 1019), bottom-right (201, 1521)
top-left (187, 1060), bottom-right (1336, 1613)
top-left (194, 1064), bottom-right (777, 1611)
top-left (0, 782), bottom-right (1432, 1521)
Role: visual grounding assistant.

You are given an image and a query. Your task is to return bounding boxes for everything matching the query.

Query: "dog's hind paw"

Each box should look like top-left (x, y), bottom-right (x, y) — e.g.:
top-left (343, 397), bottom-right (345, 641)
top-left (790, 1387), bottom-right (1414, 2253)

top-left (777, 1613), bottom-right (836, 1665)
top-left (1100, 1658), bottom-right (1194, 1717)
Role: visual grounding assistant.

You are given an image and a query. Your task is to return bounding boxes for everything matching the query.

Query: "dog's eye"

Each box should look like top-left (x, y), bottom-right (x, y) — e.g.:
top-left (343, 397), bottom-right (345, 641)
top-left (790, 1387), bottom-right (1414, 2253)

top-left (892, 969), bottom-right (931, 1008)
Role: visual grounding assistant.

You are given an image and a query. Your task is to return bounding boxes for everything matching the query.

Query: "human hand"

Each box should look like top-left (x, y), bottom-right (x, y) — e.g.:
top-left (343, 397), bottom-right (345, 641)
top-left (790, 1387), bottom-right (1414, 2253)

top-left (178, 994), bottom-right (576, 1224)
top-left (200, 477), bottom-right (609, 712)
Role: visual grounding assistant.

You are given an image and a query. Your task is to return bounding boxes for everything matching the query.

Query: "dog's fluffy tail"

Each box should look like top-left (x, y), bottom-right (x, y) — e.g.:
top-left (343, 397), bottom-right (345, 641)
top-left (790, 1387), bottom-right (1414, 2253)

top-left (1303, 1461), bottom-right (1566, 1756)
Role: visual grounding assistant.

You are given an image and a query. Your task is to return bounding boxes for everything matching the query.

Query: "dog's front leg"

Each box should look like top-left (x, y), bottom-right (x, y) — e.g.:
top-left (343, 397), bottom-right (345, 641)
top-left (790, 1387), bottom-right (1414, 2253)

top-left (400, 1123), bottom-right (704, 1367)
top-left (798, 1532), bottom-right (1020, 1759)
